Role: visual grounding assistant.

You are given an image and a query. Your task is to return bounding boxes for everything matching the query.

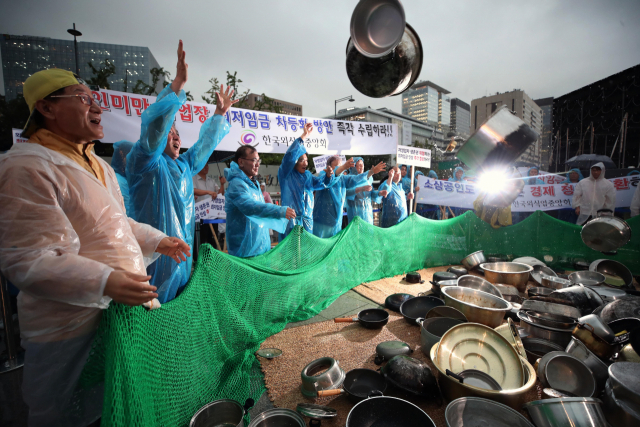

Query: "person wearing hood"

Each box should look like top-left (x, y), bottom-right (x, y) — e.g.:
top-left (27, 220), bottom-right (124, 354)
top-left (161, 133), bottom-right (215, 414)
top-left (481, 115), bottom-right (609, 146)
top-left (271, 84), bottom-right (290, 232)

top-left (278, 123), bottom-right (336, 238)
top-left (562, 168), bottom-right (584, 184)
top-left (379, 165), bottom-right (414, 228)
top-left (572, 162), bottom-right (616, 225)
top-left (418, 170), bottom-right (441, 219)
top-left (558, 168), bottom-right (584, 223)
top-left (224, 146), bottom-right (294, 257)
top-left (345, 158), bottom-right (388, 225)
top-left (526, 166), bottom-right (545, 185)
top-left (111, 140), bottom-right (134, 215)
top-left (126, 41), bottom-right (238, 303)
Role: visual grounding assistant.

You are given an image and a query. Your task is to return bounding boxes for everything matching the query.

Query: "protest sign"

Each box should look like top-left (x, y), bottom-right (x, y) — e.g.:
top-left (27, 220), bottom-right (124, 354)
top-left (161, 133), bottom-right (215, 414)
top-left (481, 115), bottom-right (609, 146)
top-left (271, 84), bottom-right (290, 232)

top-left (312, 154), bottom-right (346, 172)
top-left (397, 145), bottom-right (431, 168)
top-left (12, 128), bottom-right (28, 144)
top-left (195, 195), bottom-right (226, 221)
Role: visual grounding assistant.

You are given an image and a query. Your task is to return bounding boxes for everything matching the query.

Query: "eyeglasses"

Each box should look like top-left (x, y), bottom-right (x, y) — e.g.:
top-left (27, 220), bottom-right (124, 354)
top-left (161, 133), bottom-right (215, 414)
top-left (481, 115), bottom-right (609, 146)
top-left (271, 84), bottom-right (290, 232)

top-left (241, 157), bottom-right (261, 165)
top-left (49, 93), bottom-right (102, 108)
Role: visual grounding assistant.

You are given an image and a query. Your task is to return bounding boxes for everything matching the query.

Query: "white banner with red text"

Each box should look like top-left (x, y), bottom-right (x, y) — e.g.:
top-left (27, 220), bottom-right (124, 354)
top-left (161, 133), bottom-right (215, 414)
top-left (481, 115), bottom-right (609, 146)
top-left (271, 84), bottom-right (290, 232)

top-left (90, 89), bottom-right (398, 155)
top-left (415, 175), bottom-right (638, 212)
top-left (195, 195), bottom-right (225, 221)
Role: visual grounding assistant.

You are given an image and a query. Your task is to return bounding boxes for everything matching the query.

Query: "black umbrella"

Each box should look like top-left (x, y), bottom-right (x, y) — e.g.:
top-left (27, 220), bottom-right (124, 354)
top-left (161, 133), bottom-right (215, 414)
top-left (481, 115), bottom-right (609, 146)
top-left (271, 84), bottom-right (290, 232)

top-left (565, 154), bottom-right (616, 170)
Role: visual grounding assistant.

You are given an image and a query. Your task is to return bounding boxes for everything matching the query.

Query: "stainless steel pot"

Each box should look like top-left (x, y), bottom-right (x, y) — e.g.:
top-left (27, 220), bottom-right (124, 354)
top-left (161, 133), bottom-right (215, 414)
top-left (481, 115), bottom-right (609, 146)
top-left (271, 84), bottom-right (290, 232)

top-left (417, 317), bottom-right (465, 356)
top-left (520, 299), bottom-right (582, 319)
top-left (581, 209), bottom-right (632, 253)
top-left (565, 337), bottom-right (610, 393)
top-left (300, 357), bottom-right (346, 398)
top-left (350, 0), bottom-right (406, 58)
top-left (481, 262), bottom-right (532, 293)
top-left (523, 398), bottom-right (608, 427)
top-left (445, 397), bottom-right (535, 427)
top-left (518, 311), bottom-right (573, 347)
top-left (589, 259), bottom-right (634, 288)
top-left (569, 271), bottom-right (606, 287)
top-left (541, 274), bottom-right (573, 290)
top-left (544, 353), bottom-right (596, 397)
top-left (441, 286), bottom-right (510, 328)
top-left (457, 275), bottom-right (503, 298)
top-left (247, 408), bottom-right (306, 427)
top-left (190, 398), bottom-right (254, 427)
top-left (531, 265), bottom-right (557, 286)
top-left (460, 250), bottom-right (486, 270)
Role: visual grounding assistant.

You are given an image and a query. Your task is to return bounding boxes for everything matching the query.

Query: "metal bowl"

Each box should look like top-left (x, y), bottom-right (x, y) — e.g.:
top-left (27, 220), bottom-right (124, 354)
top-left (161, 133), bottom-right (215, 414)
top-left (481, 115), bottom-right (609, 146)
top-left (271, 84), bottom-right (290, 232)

top-left (565, 337), bottom-right (609, 393)
top-left (300, 357), bottom-right (346, 398)
top-left (581, 212), bottom-right (632, 253)
top-left (190, 399), bottom-right (253, 427)
top-left (589, 259), bottom-right (634, 288)
top-left (480, 262), bottom-right (532, 293)
top-left (608, 362), bottom-right (640, 409)
top-left (430, 279), bottom-right (457, 296)
top-left (441, 286), bottom-right (511, 328)
top-left (540, 274), bottom-right (573, 290)
top-left (445, 397), bottom-right (535, 427)
top-left (457, 275), bottom-right (503, 298)
top-left (350, 0), bottom-right (406, 58)
top-left (460, 251), bottom-right (486, 270)
top-left (248, 408), bottom-right (306, 427)
top-left (545, 354), bottom-right (596, 397)
top-left (425, 306), bottom-right (467, 321)
top-left (531, 265), bottom-right (557, 286)
top-left (518, 311), bottom-right (574, 347)
top-left (494, 284), bottom-right (520, 296)
top-left (521, 338), bottom-right (564, 365)
top-left (345, 395), bottom-right (436, 427)
top-left (602, 378), bottom-right (640, 427)
top-left (520, 299), bottom-right (581, 320)
top-left (568, 271), bottom-right (606, 287)
top-left (417, 316), bottom-right (466, 356)
top-left (523, 398), bottom-right (607, 427)
top-left (525, 311), bottom-right (578, 329)
top-left (526, 287), bottom-right (554, 299)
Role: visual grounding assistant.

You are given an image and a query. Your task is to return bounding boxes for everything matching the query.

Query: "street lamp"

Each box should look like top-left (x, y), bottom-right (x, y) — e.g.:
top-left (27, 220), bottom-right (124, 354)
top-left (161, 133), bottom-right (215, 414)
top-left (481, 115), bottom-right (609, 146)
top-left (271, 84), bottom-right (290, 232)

top-left (67, 23), bottom-right (82, 76)
top-left (335, 95), bottom-right (355, 119)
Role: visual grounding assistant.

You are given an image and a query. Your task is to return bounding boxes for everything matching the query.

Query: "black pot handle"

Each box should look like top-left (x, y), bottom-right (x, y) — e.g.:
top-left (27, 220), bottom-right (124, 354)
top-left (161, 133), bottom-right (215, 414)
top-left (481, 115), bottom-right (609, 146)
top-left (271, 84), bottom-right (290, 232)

top-left (446, 369), bottom-right (464, 383)
top-left (243, 398), bottom-right (255, 415)
top-left (374, 355), bottom-right (383, 366)
top-left (309, 419), bottom-right (321, 427)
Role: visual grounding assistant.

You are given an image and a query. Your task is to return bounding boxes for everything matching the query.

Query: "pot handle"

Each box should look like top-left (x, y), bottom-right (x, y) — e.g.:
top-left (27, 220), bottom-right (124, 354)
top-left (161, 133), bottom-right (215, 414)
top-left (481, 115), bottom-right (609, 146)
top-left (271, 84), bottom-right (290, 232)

top-left (334, 317), bottom-right (356, 323)
top-left (415, 317), bottom-right (425, 326)
top-left (316, 389), bottom-right (343, 397)
top-left (446, 369), bottom-right (464, 383)
top-left (368, 390), bottom-right (384, 398)
top-left (242, 398), bottom-right (255, 415)
top-left (374, 355), bottom-right (384, 366)
top-left (579, 322), bottom-right (596, 334)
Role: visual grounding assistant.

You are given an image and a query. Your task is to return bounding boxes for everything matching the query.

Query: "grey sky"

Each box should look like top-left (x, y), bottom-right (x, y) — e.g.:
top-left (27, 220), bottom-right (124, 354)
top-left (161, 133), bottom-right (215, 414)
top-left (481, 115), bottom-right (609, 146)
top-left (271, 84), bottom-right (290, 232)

top-left (1, 0), bottom-right (639, 118)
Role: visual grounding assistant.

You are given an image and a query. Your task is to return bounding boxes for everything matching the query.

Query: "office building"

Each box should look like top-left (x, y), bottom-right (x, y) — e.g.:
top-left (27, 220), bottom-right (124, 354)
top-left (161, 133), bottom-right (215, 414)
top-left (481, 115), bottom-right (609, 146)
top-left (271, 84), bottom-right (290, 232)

top-left (243, 93), bottom-right (302, 116)
top-left (470, 90), bottom-right (543, 165)
top-left (534, 97), bottom-right (554, 169)
top-left (1, 33), bottom-right (161, 99)
top-left (401, 80), bottom-right (451, 134)
top-left (449, 98), bottom-right (471, 139)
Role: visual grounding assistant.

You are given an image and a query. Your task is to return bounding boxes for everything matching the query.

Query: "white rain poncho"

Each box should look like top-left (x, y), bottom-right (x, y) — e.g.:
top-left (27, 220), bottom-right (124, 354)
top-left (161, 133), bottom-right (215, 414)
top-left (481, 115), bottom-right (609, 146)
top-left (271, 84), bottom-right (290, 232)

top-left (572, 162), bottom-right (616, 225)
top-left (0, 142), bottom-right (166, 426)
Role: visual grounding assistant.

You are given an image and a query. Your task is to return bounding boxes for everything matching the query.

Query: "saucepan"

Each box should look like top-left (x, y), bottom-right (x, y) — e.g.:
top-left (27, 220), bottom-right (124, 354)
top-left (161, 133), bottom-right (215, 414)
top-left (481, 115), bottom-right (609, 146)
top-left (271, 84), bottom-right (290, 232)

top-left (190, 398), bottom-right (255, 427)
top-left (334, 308), bottom-right (389, 329)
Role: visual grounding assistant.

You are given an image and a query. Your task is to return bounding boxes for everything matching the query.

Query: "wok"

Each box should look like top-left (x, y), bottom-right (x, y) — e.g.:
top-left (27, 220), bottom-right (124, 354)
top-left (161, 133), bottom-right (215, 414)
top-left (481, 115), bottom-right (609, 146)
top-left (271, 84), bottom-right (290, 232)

top-left (316, 368), bottom-right (387, 403)
top-left (384, 293), bottom-right (413, 312)
top-left (334, 308), bottom-right (389, 329)
top-left (345, 396), bottom-right (435, 427)
top-left (399, 296), bottom-right (444, 325)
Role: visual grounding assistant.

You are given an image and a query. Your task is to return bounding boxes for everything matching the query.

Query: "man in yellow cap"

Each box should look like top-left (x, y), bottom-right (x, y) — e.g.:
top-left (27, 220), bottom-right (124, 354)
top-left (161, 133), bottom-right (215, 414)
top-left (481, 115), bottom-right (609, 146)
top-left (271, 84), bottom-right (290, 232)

top-left (0, 68), bottom-right (191, 426)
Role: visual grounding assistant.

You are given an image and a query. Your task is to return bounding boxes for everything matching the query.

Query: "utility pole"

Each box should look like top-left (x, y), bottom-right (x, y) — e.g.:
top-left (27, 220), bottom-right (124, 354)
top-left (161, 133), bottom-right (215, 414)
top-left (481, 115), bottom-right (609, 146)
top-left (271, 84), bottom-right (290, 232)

top-left (67, 23), bottom-right (82, 76)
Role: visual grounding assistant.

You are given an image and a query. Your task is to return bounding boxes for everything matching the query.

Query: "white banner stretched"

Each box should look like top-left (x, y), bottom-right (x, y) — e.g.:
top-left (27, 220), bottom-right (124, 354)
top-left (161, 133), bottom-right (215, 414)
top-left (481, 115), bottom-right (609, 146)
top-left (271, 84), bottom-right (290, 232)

top-left (416, 175), bottom-right (639, 212)
top-left (90, 89), bottom-right (398, 155)
top-left (195, 195), bottom-right (226, 221)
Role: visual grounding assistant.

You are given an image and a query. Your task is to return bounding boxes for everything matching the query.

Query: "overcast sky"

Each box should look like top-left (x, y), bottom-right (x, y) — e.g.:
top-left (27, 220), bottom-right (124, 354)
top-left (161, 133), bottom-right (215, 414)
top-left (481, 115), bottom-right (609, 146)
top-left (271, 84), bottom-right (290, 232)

top-left (2, 0), bottom-right (639, 117)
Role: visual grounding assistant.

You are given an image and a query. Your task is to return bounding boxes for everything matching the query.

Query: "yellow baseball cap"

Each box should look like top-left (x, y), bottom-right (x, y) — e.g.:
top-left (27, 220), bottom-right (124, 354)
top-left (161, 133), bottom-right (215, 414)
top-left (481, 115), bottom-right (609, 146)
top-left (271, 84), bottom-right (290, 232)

top-left (22, 68), bottom-right (87, 137)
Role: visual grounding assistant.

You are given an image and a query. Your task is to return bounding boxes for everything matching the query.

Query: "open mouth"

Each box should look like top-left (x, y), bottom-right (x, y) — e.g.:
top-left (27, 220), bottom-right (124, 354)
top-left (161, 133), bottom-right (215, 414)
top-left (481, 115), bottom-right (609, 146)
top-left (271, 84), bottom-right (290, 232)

top-left (89, 117), bottom-right (101, 125)
top-left (172, 143), bottom-right (180, 150)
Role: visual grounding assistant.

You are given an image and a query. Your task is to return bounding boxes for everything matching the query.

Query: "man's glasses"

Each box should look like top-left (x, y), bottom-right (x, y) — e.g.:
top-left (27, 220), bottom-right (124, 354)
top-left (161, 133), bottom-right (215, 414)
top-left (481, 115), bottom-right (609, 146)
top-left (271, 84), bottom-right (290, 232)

top-left (49, 93), bottom-right (102, 108)
top-left (242, 157), bottom-right (261, 165)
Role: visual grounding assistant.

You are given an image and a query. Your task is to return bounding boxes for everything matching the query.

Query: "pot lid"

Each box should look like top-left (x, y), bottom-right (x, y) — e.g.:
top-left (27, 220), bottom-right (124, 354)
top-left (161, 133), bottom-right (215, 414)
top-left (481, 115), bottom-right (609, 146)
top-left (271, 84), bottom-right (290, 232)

top-left (434, 271), bottom-right (458, 281)
top-left (376, 340), bottom-right (412, 357)
top-left (256, 348), bottom-right (282, 359)
top-left (296, 403), bottom-right (337, 420)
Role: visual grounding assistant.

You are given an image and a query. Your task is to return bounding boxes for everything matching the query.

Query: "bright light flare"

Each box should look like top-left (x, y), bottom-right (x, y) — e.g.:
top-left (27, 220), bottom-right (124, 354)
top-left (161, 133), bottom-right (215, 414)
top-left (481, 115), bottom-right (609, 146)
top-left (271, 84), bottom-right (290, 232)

top-left (477, 169), bottom-right (510, 194)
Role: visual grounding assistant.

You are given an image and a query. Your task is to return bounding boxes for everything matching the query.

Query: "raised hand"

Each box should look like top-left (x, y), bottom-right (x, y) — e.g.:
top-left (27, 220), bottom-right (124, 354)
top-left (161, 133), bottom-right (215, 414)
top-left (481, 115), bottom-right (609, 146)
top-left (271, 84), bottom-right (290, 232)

top-left (171, 40), bottom-right (188, 94)
top-left (379, 190), bottom-right (388, 198)
top-left (343, 157), bottom-right (355, 169)
top-left (214, 84), bottom-right (239, 116)
top-left (371, 162), bottom-right (387, 175)
top-left (301, 122), bottom-right (313, 139)
top-left (388, 168), bottom-right (395, 184)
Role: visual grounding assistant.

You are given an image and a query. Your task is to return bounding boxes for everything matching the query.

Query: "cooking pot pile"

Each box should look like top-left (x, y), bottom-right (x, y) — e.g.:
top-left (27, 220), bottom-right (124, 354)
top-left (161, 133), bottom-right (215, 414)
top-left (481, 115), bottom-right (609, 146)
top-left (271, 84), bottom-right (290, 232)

top-left (191, 250), bottom-right (639, 427)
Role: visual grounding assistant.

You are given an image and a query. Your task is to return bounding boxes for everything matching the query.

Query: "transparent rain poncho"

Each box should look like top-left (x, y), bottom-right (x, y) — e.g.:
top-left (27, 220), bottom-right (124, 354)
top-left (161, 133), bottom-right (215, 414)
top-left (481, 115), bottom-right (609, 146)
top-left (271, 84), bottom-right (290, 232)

top-left (127, 85), bottom-right (230, 302)
top-left (224, 161), bottom-right (289, 257)
top-left (111, 140), bottom-right (134, 216)
top-left (278, 138), bottom-right (335, 238)
top-left (313, 161), bottom-right (369, 238)
top-left (378, 180), bottom-right (409, 228)
top-left (345, 157), bottom-right (383, 225)
top-left (572, 162), bottom-right (616, 225)
top-left (525, 167), bottom-right (545, 185)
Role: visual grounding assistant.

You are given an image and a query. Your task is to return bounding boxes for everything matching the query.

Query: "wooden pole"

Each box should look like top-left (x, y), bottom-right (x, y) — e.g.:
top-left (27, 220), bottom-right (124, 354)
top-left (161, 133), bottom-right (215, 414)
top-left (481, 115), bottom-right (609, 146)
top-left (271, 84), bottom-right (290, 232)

top-left (409, 165), bottom-right (415, 215)
top-left (209, 224), bottom-right (222, 251)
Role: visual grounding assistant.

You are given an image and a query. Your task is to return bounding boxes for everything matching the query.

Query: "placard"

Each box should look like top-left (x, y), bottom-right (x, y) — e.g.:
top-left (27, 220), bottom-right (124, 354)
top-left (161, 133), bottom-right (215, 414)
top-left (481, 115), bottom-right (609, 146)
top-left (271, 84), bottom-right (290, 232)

top-left (397, 145), bottom-right (432, 168)
top-left (12, 128), bottom-right (28, 144)
top-left (195, 195), bottom-right (226, 221)
top-left (312, 154), bottom-right (346, 172)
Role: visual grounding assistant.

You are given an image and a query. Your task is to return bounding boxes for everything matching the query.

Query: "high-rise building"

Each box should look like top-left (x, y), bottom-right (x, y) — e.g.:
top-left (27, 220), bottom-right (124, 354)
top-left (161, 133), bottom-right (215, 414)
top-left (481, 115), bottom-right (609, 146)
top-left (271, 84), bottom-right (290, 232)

top-left (1, 33), bottom-right (161, 99)
top-left (534, 97), bottom-right (554, 169)
top-left (470, 90), bottom-right (543, 165)
top-left (243, 93), bottom-right (302, 116)
top-left (449, 98), bottom-right (471, 139)
top-left (401, 80), bottom-right (451, 135)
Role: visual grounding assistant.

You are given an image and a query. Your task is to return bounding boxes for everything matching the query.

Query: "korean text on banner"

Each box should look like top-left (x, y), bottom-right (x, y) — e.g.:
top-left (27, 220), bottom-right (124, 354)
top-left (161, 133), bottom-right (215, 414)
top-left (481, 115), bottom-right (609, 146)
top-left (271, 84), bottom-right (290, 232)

top-left (312, 154), bottom-right (346, 172)
top-left (195, 195), bottom-right (226, 221)
top-left (91, 89), bottom-right (398, 155)
top-left (397, 145), bottom-right (432, 168)
top-left (416, 175), bottom-right (638, 212)
top-left (12, 128), bottom-right (29, 144)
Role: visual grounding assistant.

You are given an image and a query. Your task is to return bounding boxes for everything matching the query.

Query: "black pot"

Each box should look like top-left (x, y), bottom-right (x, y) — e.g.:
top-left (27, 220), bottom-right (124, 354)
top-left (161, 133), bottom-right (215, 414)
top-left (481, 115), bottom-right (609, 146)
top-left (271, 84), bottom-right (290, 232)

top-left (380, 355), bottom-right (438, 398)
top-left (345, 396), bottom-right (436, 427)
top-left (434, 271), bottom-right (458, 282)
top-left (446, 267), bottom-right (467, 278)
top-left (385, 293), bottom-right (414, 312)
top-left (404, 272), bottom-right (422, 284)
top-left (374, 341), bottom-right (413, 365)
top-left (400, 296), bottom-right (444, 325)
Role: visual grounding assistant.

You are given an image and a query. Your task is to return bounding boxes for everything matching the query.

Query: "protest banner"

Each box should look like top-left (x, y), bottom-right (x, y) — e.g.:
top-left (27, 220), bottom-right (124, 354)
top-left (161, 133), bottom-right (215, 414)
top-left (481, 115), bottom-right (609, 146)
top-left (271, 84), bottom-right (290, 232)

top-left (396, 145), bottom-right (432, 168)
top-left (312, 154), bottom-right (346, 172)
top-left (195, 195), bottom-right (226, 221)
top-left (90, 89), bottom-right (398, 155)
top-left (416, 175), bottom-right (638, 212)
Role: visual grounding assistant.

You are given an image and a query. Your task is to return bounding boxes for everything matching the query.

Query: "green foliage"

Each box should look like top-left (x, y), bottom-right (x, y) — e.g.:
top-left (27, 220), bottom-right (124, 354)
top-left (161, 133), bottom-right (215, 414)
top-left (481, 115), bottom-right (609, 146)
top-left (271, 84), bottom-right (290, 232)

top-left (86, 59), bottom-right (116, 90)
top-left (202, 71), bottom-right (283, 114)
top-left (132, 67), bottom-right (194, 101)
top-left (0, 95), bottom-right (30, 151)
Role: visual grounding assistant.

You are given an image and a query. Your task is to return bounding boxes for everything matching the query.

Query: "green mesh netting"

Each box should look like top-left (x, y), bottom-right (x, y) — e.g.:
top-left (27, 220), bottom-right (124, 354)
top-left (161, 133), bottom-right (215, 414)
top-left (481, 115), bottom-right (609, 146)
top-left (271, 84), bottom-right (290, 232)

top-left (81, 212), bottom-right (640, 426)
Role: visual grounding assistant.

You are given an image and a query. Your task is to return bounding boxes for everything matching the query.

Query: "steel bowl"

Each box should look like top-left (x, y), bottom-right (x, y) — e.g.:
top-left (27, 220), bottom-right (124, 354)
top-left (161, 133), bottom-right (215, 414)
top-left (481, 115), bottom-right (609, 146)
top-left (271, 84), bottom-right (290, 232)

top-left (417, 317), bottom-right (466, 356)
top-left (525, 311), bottom-right (578, 329)
top-left (430, 344), bottom-right (537, 410)
top-left (545, 354), bottom-right (596, 397)
top-left (350, 0), bottom-right (406, 58)
top-left (608, 362), bottom-right (640, 409)
top-left (441, 286), bottom-right (511, 328)
top-left (602, 379), bottom-right (640, 427)
top-left (565, 337), bottom-right (609, 393)
top-left (480, 262), bottom-right (532, 293)
top-left (518, 311), bottom-right (573, 347)
top-left (520, 299), bottom-right (581, 319)
top-left (569, 271), bottom-right (606, 287)
top-left (531, 265), bottom-right (557, 286)
top-left (247, 408), bottom-right (305, 427)
top-left (445, 397), bottom-right (535, 427)
top-left (581, 211), bottom-right (632, 253)
top-left (541, 274), bottom-right (573, 290)
top-left (527, 287), bottom-right (554, 299)
top-left (430, 279), bottom-right (457, 296)
top-left (521, 338), bottom-right (564, 365)
top-left (300, 357), bottom-right (346, 398)
top-left (457, 275), bottom-right (503, 298)
top-left (460, 251), bottom-right (486, 270)
top-left (589, 259), bottom-right (634, 288)
top-left (190, 399), bottom-right (254, 427)
top-left (523, 398), bottom-right (607, 427)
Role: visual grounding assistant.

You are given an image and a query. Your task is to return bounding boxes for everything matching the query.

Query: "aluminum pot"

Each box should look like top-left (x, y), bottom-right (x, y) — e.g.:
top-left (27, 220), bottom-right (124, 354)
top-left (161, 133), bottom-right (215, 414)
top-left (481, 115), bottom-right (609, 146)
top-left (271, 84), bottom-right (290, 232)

top-left (565, 337), bottom-right (610, 393)
top-left (349, 0), bottom-right (406, 58)
top-left (480, 262), bottom-right (532, 293)
top-left (520, 299), bottom-right (581, 319)
top-left (460, 250), bottom-right (486, 270)
top-left (300, 357), bottom-right (346, 398)
top-left (430, 344), bottom-right (537, 410)
top-left (521, 338), bottom-right (564, 365)
top-left (523, 398), bottom-right (608, 427)
top-left (445, 397), bottom-right (535, 427)
top-left (569, 271), bottom-right (606, 287)
top-left (457, 275), bottom-right (503, 298)
top-left (190, 398), bottom-right (254, 427)
top-left (518, 311), bottom-right (573, 347)
top-left (541, 274), bottom-right (573, 290)
top-left (247, 408), bottom-right (306, 427)
top-left (572, 323), bottom-right (618, 360)
top-left (589, 259), bottom-right (634, 288)
top-left (581, 209), bottom-right (632, 253)
top-left (417, 317), bottom-right (466, 356)
top-left (441, 286), bottom-right (510, 328)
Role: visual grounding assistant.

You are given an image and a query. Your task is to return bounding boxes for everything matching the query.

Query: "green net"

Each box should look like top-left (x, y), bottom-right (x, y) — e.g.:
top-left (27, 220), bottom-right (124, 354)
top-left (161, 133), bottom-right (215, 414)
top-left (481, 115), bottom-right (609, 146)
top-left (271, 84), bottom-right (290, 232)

top-left (82, 212), bottom-right (640, 426)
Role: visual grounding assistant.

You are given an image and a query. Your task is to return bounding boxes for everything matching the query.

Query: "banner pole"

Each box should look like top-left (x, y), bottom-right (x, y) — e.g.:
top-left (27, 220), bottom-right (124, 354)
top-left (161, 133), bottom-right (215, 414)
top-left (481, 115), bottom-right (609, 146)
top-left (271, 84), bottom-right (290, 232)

top-left (409, 165), bottom-right (415, 215)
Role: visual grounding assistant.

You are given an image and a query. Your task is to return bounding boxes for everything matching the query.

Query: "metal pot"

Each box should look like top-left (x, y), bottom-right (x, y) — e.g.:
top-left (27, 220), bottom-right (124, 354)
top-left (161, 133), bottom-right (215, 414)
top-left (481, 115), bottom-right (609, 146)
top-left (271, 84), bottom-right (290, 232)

top-left (526, 311), bottom-right (577, 329)
top-left (446, 266), bottom-right (467, 277)
top-left (572, 323), bottom-right (618, 360)
top-left (349, 0), bottom-right (406, 58)
top-left (541, 274), bottom-right (573, 290)
top-left (523, 398), bottom-right (608, 427)
top-left (433, 271), bottom-right (458, 283)
top-left (602, 379), bottom-right (640, 427)
top-left (608, 362), bottom-right (640, 409)
top-left (445, 397), bottom-right (535, 427)
top-left (384, 293), bottom-right (414, 312)
top-left (457, 275), bottom-right (503, 298)
top-left (481, 262), bottom-right (532, 293)
top-left (399, 296), bottom-right (444, 325)
top-left (345, 396), bottom-right (436, 427)
top-left (300, 357), bottom-right (346, 398)
top-left (380, 355), bottom-right (438, 398)
top-left (520, 299), bottom-right (582, 319)
top-left (521, 338), bottom-right (564, 365)
top-left (565, 337), bottom-right (610, 393)
top-left (460, 250), bottom-right (486, 270)
top-left (569, 271), bottom-right (606, 287)
top-left (374, 341), bottom-right (412, 365)
top-left (589, 259), bottom-right (634, 288)
top-left (518, 311), bottom-right (573, 347)
top-left (581, 209), bottom-right (632, 253)
top-left (527, 287), bottom-right (554, 299)
top-left (544, 353), bottom-right (596, 397)
top-left (429, 279), bottom-right (457, 296)
top-left (190, 398), bottom-right (254, 427)
top-left (531, 265), bottom-right (557, 286)
top-left (441, 286), bottom-right (510, 328)
top-left (316, 368), bottom-right (387, 403)
top-left (578, 314), bottom-right (616, 343)
top-left (248, 408), bottom-right (306, 427)
top-left (403, 271), bottom-right (422, 284)
top-left (417, 317), bottom-right (466, 356)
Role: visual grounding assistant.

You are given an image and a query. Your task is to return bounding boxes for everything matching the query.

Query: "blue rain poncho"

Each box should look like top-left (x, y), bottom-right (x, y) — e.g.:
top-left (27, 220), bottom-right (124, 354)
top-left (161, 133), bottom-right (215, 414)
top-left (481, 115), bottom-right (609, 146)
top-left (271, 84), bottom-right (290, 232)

top-left (449, 166), bottom-right (465, 182)
top-left (126, 85), bottom-right (230, 303)
top-left (400, 164), bottom-right (412, 193)
top-left (562, 168), bottom-right (585, 184)
top-left (224, 161), bottom-right (289, 257)
top-left (111, 140), bottom-right (134, 216)
top-left (526, 167), bottom-right (545, 185)
top-left (345, 158), bottom-right (383, 225)
top-left (378, 180), bottom-right (408, 228)
top-left (313, 161), bottom-right (369, 238)
top-left (278, 138), bottom-right (335, 238)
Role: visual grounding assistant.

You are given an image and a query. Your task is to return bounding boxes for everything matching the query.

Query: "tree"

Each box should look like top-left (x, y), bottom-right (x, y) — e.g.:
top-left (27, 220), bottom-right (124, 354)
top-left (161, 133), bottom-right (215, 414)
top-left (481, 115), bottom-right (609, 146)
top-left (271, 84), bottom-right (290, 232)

top-left (86, 59), bottom-right (116, 90)
top-left (132, 67), bottom-right (194, 101)
top-left (202, 71), bottom-right (283, 115)
top-left (0, 95), bottom-right (30, 151)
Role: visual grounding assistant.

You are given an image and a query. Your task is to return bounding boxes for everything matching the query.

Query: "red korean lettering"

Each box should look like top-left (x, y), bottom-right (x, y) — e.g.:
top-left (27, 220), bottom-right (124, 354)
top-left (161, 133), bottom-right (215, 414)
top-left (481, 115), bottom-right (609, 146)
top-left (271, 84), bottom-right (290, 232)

top-left (179, 104), bottom-right (193, 122)
top-left (130, 97), bottom-right (149, 117)
top-left (531, 186), bottom-right (542, 197)
top-left (612, 178), bottom-right (630, 190)
top-left (542, 186), bottom-right (555, 197)
top-left (561, 184), bottom-right (574, 196)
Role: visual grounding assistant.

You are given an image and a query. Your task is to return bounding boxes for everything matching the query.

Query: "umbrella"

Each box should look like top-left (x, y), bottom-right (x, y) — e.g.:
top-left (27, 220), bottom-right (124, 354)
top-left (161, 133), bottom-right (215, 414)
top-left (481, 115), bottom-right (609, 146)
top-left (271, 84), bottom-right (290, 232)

top-left (565, 154), bottom-right (616, 170)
